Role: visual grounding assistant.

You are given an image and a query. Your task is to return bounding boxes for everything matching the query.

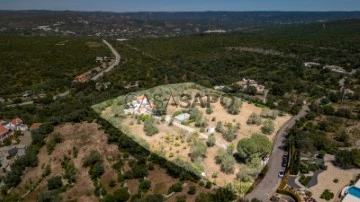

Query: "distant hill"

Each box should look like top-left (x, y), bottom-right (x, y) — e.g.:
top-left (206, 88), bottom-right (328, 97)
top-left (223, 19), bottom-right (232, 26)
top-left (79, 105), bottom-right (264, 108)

top-left (0, 10), bottom-right (360, 37)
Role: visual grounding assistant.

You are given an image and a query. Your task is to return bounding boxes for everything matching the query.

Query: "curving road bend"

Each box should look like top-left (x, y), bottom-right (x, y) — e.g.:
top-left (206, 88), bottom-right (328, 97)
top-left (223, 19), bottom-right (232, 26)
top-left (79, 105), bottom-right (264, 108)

top-left (91, 39), bottom-right (121, 81)
top-left (7, 40), bottom-right (121, 105)
top-left (246, 104), bottom-right (309, 202)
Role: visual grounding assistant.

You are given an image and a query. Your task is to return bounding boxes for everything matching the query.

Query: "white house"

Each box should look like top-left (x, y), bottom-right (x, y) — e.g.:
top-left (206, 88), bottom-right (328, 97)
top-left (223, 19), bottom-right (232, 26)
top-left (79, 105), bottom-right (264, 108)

top-left (6, 118), bottom-right (28, 131)
top-left (304, 62), bottom-right (321, 68)
top-left (207, 127), bottom-right (216, 134)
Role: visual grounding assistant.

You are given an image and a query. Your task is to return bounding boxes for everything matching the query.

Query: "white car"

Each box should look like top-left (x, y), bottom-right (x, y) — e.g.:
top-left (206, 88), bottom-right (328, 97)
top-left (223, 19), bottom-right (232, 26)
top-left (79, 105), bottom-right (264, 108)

top-left (278, 170), bottom-right (285, 178)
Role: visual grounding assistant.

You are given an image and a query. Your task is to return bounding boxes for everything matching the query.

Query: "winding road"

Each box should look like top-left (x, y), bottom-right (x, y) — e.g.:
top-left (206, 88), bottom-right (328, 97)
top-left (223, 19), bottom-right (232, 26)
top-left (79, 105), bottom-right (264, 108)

top-left (246, 104), bottom-right (309, 202)
top-left (91, 40), bottom-right (121, 81)
top-left (7, 40), bottom-right (121, 105)
top-left (246, 69), bottom-right (360, 201)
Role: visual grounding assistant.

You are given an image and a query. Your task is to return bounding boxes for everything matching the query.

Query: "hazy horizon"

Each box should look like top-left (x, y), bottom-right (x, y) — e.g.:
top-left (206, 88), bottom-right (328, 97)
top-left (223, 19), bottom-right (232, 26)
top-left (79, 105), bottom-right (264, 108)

top-left (2, 0), bottom-right (360, 12)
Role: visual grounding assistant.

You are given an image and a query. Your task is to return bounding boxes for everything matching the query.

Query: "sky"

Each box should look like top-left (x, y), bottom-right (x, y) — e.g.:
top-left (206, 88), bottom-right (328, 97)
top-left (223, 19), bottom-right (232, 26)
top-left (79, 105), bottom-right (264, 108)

top-left (1, 0), bottom-right (360, 12)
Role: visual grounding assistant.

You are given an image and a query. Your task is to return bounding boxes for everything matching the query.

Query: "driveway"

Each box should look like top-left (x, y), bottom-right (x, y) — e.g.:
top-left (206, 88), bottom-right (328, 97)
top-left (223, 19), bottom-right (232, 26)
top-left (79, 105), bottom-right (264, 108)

top-left (246, 105), bottom-right (309, 202)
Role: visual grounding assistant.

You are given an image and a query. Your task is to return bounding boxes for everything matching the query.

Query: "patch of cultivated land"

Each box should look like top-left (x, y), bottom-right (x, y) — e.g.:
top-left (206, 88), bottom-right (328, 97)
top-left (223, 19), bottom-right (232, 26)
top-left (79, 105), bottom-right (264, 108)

top-left (12, 122), bottom-right (121, 202)
top-left (93, 83), bottom-right (291, 187)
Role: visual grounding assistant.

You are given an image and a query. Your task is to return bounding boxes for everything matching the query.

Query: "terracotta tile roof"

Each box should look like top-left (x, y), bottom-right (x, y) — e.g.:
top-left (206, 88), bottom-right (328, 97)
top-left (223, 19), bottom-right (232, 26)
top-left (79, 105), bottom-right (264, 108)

top-left (11, 118), bottom-right (23, 126)
top-left (137, 95), bottom-right (146, 101)
top-left (0, 125), bottom-right (9, 135)
top-left (30, 123), bottom-right (42, 130)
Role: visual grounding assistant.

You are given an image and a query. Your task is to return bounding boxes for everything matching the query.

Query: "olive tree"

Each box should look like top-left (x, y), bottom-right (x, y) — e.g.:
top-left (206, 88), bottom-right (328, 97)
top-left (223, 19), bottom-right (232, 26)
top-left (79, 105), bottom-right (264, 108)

top-left (237, 133), bottom-right (272, 160)
top-left (247, 113), bottom-right (262, 125)
top-left (261, 120), bottom-right (275, 135)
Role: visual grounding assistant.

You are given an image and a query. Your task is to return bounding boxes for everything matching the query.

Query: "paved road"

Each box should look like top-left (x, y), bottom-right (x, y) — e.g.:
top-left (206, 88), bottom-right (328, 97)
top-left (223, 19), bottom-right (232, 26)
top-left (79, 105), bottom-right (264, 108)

top-left (6, 101), bottom-right (34, 107)
top-left (53, 90), bottom-right (70, 100)
top-left (91, 40), bottom-right (121, 81)
top-left (246, 104), bottom-right (309, 202)
top-left (6, 40), bottom-right (120, 105)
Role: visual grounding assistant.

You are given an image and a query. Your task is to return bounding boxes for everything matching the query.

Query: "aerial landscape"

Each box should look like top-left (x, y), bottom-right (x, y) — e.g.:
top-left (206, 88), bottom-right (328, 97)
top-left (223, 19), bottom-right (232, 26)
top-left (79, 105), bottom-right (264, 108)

top-left (0, 0), bottom-right (360, 202)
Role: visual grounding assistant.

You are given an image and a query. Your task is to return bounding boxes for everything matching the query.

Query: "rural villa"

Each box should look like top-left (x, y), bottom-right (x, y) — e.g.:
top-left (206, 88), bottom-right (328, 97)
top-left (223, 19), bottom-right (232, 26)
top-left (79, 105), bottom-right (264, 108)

top-left (341, 179), bottom-right (360, 202)
top-left (236, 78), bottom-right (266, 93)
top-left (0, 118), bottom-right (28, 140)
top-left (124, 95), bottom-right (153, 115)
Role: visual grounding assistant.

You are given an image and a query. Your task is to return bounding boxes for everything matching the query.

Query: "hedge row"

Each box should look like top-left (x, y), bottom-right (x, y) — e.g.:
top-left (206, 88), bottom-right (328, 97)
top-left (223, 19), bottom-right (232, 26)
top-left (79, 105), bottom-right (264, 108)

top-left (277, 189), bottom-right (302, 202)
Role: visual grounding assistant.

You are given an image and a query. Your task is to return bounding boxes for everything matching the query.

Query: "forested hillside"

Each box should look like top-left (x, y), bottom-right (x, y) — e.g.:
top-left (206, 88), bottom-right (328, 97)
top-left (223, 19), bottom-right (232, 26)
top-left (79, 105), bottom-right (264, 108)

top-left (0, 37), bottom-right (110, 96)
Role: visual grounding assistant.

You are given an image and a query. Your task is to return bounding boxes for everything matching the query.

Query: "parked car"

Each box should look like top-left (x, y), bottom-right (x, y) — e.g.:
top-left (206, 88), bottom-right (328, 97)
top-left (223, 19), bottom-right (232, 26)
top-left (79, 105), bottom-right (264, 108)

top-left (278, 170), bottom-right (285, 178)
top-left (282, 155), bottom-right (288, 167)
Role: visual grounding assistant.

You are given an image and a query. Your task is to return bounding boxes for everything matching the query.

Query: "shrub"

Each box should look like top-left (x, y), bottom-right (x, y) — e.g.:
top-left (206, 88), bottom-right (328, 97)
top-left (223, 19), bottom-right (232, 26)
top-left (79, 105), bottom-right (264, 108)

top-left (42, 165), bottom-right (51, 177)
top-left (176, 195), bottom-right (187, 202)
top-left (299, 175), bottom-right (312, 186)
top-left (143, 117), bottom-right (159, 136)
top-left (72, 147), bottom-right (78, 158)
top-left (46, 133), bottom-right (63, 155)
top-left (168, 182), bottom-right (183, 193)
top-left (247, 113), bottom-right (262, 125)
top-left (207, 133), bottom-right (216, 147)
top-left (237, 133), bottom-right (272, 160)
top-left (320, 189), bottom-right (334, 201)
top-left (109, 179), bottom-right (116, 188)
top-left (261, 120), bottom-right (275, 135)
top-left (112, 188), bottom-right (130, 201)
top-left (139, 179), bottom-right (151, 192)
top-left (190, 137), bottom-right (207, 161)
top-left (222, 124), bottom-right (238, 142)
top-left (205, 181), bottom-right (212, 189)
top-left (47, 175), bottom-right (63, 190)
top-left (188, 185), bottom-right (196, 195)
top-left (260, 109), bottom-right (278, 119)
top-left (277, 188), bottom-right (301, 202)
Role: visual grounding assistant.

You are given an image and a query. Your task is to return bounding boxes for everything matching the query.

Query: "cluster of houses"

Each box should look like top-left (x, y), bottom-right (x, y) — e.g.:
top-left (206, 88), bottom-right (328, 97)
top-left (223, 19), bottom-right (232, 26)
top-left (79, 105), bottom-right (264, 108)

top-left (0, 118), bottom-right (41, 141)
top-left (304, 62), bottom-right (348, 74)
top-left (235, 78), bottom-right (266, 93)
top-left (124, 95), bottom-right (154, 115)
top-left (96, 56), bottom-right (108, 63)
top-left (214, 78), bottom-right (266, 94)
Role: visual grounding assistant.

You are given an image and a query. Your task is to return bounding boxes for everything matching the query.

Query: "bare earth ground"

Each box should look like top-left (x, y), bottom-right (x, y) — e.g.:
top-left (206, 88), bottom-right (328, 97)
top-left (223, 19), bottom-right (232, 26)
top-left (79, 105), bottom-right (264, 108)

top-left (13, 122), bottom-right (121, 202)
top-left (104, 88), bottom-right (291, 186)
top-left (124, 164), bottom-right (210, 202)
top-left (310, 154), bottom-right (360, 202)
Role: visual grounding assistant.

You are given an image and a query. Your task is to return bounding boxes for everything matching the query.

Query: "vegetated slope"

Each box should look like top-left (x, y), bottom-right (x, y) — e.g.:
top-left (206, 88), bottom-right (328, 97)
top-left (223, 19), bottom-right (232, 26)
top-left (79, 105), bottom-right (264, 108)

top-left (12, 122), bottom-right (120, 201)
top-left (104, 20), bottom-right (360, 102)
top-left (0, 37), bottom-right (110, 96)
top-left (11, 122), bottom-right (210, 202)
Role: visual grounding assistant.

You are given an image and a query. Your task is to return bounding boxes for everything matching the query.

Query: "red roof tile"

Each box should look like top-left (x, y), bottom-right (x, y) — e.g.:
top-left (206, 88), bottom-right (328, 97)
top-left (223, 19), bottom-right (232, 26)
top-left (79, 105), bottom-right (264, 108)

top-left (11, 118), bottom-right (23, 126)
top-left (0, 125), bottom-right (9, 135)
top-left (30, 123), bottom-right (42, 130)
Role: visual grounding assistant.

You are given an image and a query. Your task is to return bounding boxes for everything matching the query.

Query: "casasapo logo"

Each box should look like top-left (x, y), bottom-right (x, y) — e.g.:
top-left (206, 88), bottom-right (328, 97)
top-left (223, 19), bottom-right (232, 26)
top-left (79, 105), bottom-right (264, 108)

top-left (125, 92), bottom-right (235, 110)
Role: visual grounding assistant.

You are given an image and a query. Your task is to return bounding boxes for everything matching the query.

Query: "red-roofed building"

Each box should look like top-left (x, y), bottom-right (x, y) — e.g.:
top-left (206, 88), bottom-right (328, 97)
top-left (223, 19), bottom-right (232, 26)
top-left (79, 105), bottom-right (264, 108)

top-left (30, 123), bottom-right (42, 131)
top-left (0, 125), bottom-right (9, 139)
top-left (7, 118), bottom-right (28, 131)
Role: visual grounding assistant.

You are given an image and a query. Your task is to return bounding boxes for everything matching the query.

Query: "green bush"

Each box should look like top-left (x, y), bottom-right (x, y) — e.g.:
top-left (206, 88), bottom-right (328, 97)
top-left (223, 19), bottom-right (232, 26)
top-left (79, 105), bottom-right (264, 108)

top-left (188, 185), bottom-right (197, 195)
top-left (277, 189), bottom-right (301, 202)
top-left (168, 182), bottom-right (183, 194)
top-left (320, 189), bottom-right (334, 201)
top-left (139, 179), bottom-right (151, 192)
top-left (47, 175), bottom-right (63, 190)
top-left (109, 179), bottom-right (116, 188)
top-left (205, 181), bottom-right (212, 189)
top-left (176, 195), bottom-right (187, 202)
top-left (299, 175), bottom-right (312, 186)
